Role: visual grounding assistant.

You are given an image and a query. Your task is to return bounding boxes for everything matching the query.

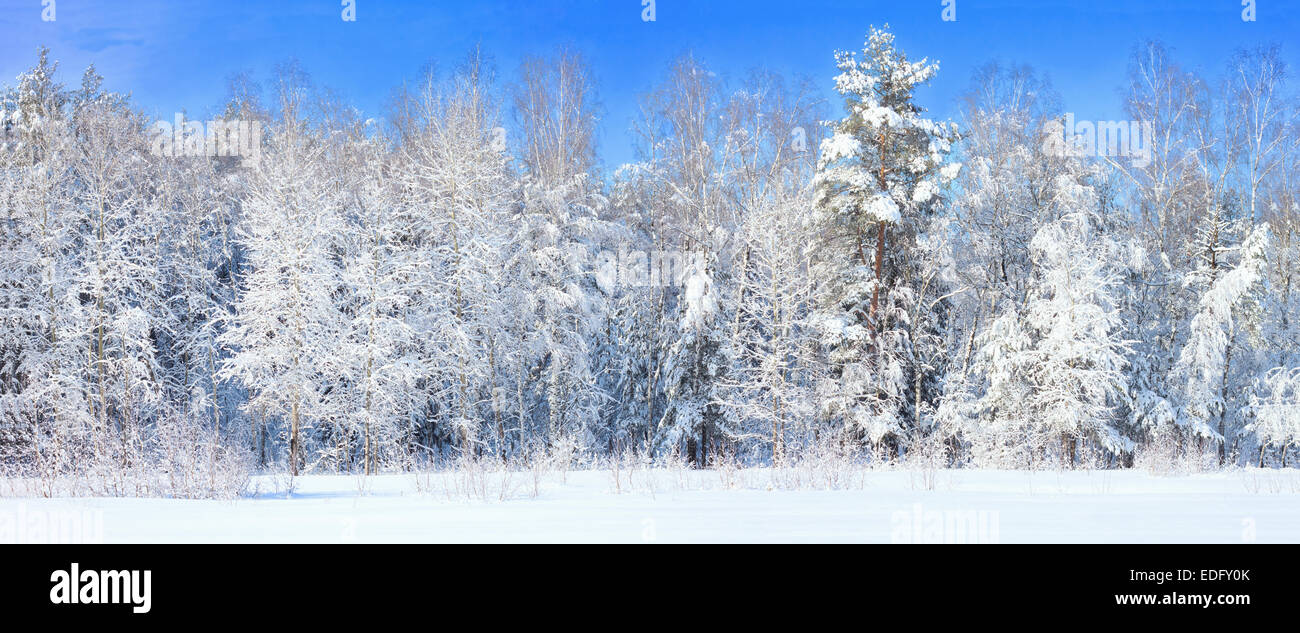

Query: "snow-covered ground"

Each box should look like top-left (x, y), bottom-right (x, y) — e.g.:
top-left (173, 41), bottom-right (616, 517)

top-left (3, 468), bottom-right (1298, 543)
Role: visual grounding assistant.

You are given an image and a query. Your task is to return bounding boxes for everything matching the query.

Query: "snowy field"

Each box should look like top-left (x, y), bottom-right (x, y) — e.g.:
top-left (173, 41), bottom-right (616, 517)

top-left (3, 468), bottom-right (1298, 543)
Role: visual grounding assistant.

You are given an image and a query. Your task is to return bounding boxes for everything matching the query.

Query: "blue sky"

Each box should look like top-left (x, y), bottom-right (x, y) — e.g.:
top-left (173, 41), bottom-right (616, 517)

top-left (1, 0), bottom-right (1296, 168)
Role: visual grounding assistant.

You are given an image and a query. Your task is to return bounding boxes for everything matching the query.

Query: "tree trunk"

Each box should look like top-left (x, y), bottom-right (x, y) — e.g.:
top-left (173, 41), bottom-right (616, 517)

top-left (870, 221), bottom-right (886, 331)
top-left (1217, 342), bottom-right (1234, 466)
top-left (290, 399), bottom-right (301, 477)
top-left (701, 417), bottom-right (709, 467)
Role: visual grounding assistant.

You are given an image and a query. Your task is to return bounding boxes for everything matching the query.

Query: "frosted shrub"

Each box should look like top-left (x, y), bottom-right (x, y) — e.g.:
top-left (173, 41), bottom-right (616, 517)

top-left (1133, 427), bottom-right (1221, 476)
top-left (146, 413), bottom-right (252, 499)
top-left (902, 431), bottom-right (948, 491)
top-left (764, 435), bottom-right (869, 491)
top-left (0, 412), bottom-right (250, 499)
top-left (432, 453), bottom-right (526, 503)
top-left (709, 448), bottom-right (744, 490)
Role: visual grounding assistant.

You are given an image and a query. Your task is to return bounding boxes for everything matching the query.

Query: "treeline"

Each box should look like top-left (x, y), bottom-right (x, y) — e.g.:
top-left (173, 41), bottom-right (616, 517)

top-left (1, 28), bottom-right (1297, 493)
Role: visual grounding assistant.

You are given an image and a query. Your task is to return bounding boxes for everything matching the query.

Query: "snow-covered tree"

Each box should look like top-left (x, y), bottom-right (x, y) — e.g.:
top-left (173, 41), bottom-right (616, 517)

top-left (504, 47), bottom-right (612, 454)
top-left (0, 50), bottom-right (88, 479)
top-left (1171, 225), bottom-right (1270, 460)
top-left (1246, 367), bottom-right (1300, 466)
top-left (396, 56), bottom-right (514, 457)
top-left (955, 173), bottom-right (1132, 467)
top-left (331, 130), bottom-right (422, 473)
top-left (722, 184), bottom-right (820, 462)
top-left (219, 66), bottom-right (345, 476)
top-left (1022, 205), bottom-right (1132, 463)
top-left (811, 25), bottom-right (958, 454)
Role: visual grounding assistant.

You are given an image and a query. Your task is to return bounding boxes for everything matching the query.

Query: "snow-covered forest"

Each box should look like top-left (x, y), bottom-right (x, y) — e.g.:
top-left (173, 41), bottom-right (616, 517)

top-left (2, 25), bottom-right (1298, 498)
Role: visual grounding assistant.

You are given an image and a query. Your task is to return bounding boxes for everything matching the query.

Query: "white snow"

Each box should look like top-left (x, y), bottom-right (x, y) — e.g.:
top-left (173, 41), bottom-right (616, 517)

top-left (865, 194), bottom-right (901, 223)
top-left (819, 132), bottom-right (861, 163)
top-left (3, 469), bottom-right (1296, 544)
top-left (911, 179), bottom-right (939, 203)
